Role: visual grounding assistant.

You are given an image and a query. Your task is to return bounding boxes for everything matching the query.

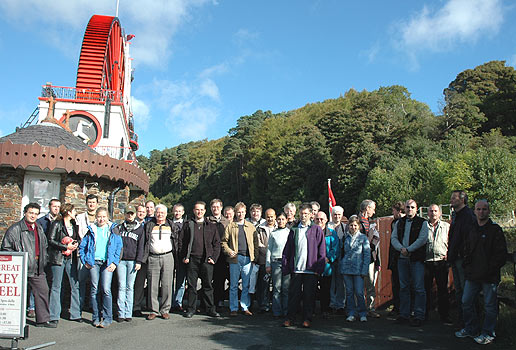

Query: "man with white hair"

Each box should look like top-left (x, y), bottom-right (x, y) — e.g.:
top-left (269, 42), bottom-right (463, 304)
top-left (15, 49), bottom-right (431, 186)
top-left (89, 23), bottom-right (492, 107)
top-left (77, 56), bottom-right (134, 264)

top-left (142, 204), bottom-right (179, 320)
top-left (424, 204), bottom-right (451, 323)
top-left (284, 202), bottom-right (297, 229)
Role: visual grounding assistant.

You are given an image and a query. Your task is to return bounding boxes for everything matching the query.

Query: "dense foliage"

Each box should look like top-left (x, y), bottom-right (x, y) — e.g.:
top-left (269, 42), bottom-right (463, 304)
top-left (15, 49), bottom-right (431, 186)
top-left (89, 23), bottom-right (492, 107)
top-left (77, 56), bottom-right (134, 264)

top-left (137, 61), bottom-right (516, 217)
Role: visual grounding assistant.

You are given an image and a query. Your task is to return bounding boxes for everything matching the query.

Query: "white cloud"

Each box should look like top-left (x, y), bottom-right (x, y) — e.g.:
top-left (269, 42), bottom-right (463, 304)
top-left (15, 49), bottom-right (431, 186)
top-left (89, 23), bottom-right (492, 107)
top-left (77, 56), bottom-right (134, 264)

top-left (140, 74), bottom-right (222, 141)
top-left (395, 0), bottom-right (503, 54)
top-left (131, 96), bottom-right (151, 131)
top-left (199, 79), bottom-right (220, 101)
top-left (0, 0), bottom-right (216, 68)
top-left (233, 28), bottom-right (259, 46)
top-left (361, 43), bottom-right (380, 63)
top-left (199, 63), bottom-right (229, 78)
top-left (167, 102), bottom-right (218, 140)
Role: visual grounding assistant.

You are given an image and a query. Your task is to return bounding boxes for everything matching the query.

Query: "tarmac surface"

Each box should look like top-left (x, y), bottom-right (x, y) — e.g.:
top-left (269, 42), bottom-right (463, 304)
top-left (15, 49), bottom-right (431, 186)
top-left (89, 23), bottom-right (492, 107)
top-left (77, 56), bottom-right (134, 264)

top-left (0, 308), bottom-right (504, 350)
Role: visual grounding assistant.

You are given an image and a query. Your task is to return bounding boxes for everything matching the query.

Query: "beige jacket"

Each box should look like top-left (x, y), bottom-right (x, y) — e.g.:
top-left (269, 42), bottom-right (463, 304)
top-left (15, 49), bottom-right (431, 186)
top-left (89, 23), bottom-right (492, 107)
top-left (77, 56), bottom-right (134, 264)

top-left (426, 220), bottom-right (450, 261)
top-left (221, 221), bottom-right (259, 264)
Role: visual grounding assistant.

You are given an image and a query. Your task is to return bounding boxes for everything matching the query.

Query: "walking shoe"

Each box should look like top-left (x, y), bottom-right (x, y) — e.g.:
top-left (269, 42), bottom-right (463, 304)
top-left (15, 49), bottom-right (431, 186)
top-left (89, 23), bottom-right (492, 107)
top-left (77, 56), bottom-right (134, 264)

top-left (92, 320), bottom-right (101, 328)
top-left (133, 310), bottom-right (144, 317)
top-left (36, 321), bottom-right (57, 328)
top-left (474, 334), bottom-right (494, 345)
top-left (360, 316), bottom-right (367, 322)
top-left (346, 315), bottom-right (356, 322)
top-left (184, 311), bottom-right (194, 318)
top-left (242, 310), bottom-right (253, 316)
top-left (229, 311), bottom-right (238, 317)
top-left (455, 328), bottom-right (474, 338)
top-left (125, 318), bottom-right (132, 322)
top-left (27, 310), bottom-right (36, 318)
top-left (207, 310), bottom-right (220, 318)
top-left (368, 311), bottom-right (380, 318)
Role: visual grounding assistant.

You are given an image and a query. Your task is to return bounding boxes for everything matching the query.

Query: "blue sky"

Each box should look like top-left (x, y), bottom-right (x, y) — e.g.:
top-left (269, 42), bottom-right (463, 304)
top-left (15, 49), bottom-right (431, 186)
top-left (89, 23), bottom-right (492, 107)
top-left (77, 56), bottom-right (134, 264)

top-left (0, 0), bottom-right (514, 157)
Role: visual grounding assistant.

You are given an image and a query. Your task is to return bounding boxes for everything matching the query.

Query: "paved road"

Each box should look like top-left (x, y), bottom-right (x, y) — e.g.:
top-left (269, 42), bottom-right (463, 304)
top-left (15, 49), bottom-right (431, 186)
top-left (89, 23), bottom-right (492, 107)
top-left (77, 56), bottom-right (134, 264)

top-left (0, 310), bottom-right (505, 350)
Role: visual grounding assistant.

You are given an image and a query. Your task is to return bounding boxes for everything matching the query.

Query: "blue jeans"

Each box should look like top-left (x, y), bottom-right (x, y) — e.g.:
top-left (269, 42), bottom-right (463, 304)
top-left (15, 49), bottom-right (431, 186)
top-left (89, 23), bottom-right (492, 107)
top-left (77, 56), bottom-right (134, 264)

top-left (451, 259), bottom-right (466, 323)
top-left (89, 261), bottom-right (114, 324)
top-left (173, 262), bottom-right (187, 308)
top-left (28, 292), bottom-right (35, 311)
top-left (330, 269), bottom-right (345, 309)
top-left (398, 258), bottom-right (426, 320)
top-left (463, 280), bottom-right (498, 337)
top-left (270, 260), bottom-right (290, 316)
top-left (49, 259), bottom-right (81, 321)
top-left (343, 274), bottom-right (366, 317)
top-left (116, 260), bottom-right (137, 319)
top-left (229, 255), bottom-right (252, 312)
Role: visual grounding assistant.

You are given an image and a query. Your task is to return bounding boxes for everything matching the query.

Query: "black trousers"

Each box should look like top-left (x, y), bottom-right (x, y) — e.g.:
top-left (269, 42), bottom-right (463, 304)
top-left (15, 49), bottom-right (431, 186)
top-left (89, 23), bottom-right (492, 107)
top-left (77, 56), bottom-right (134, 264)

top-left (390, 264), bottom-right (400, 312)
top-left (424, 260), bottom-right (450, 319)
top-left (287, 273), bottom-right (318, 322)
top-left (213, 258), bottom-right (229, 306)
top-left (318, 275), bottom-right (332, 313)
top-left (186, 256), bottom-right (215, 313)
top-left (132, 262), bottom-right (147, 312)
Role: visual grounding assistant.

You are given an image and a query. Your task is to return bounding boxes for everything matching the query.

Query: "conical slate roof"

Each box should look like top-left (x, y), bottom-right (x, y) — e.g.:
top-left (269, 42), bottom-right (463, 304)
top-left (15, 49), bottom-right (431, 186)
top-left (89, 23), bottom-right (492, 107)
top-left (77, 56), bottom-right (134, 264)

top-left (0, 123), bottom-right (97, 154)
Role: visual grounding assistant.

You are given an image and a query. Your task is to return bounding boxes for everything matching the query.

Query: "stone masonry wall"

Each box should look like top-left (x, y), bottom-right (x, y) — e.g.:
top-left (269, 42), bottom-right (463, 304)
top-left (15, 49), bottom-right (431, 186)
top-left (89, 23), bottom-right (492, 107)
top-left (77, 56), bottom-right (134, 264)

top-left (0, 169), bottom-right (148, 242)
top-left (0, 167), bottom-right (24, 237)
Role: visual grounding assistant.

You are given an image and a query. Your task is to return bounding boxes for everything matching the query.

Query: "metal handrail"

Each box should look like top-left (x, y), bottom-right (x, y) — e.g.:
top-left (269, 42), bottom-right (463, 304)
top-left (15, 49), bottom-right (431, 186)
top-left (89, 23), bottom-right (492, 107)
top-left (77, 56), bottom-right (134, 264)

top-left (41, 85), bottom-right (123, 103)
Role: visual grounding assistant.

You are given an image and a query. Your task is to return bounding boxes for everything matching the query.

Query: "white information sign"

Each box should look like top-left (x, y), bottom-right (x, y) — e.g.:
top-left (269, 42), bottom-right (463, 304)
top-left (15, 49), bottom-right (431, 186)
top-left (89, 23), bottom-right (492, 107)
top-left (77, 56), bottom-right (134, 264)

top-left (0, 252), bottom-right (27, 338)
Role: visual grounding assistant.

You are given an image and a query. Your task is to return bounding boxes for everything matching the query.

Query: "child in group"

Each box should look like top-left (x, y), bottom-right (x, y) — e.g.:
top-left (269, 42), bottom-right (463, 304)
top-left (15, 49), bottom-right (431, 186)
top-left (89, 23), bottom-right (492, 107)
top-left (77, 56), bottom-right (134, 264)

top-left (79, 207), bottom-right (122, 328)
top-left (340, 215), bottom-right (370, 322)
top-left (266, 213), bottom-right (292, 318)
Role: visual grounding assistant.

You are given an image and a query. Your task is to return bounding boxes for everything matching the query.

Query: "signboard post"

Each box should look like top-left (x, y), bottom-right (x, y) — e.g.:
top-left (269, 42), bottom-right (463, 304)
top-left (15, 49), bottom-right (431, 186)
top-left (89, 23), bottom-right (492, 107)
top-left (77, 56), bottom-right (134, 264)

top-left (0, 252), bottom-right (27, 349)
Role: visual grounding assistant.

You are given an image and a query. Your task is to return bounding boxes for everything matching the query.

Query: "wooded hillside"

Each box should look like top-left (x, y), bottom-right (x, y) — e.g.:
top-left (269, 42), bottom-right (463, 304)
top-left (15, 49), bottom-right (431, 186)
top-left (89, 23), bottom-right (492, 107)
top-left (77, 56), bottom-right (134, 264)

top-left (137, 61), bottom-right (516, 217)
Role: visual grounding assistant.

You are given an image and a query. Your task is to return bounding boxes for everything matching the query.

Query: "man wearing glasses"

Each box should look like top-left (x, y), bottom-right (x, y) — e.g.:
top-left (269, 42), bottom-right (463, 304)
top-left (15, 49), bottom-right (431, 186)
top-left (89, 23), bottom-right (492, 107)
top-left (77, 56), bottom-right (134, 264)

top-left (391, 199), bottom-right (429, 327)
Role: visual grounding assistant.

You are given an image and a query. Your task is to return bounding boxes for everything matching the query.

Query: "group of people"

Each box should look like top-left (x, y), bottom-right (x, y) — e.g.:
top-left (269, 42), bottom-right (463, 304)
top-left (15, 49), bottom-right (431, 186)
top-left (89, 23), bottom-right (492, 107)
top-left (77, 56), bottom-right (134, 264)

top-left (0, 191), bottom-right (508, 345)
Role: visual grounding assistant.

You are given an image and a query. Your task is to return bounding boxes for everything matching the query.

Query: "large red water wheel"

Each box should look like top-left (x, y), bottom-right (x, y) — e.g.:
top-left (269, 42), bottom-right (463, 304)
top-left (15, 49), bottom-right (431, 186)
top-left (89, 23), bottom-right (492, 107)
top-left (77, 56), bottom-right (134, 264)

top-left (76, 15), bottom-right (124, 101)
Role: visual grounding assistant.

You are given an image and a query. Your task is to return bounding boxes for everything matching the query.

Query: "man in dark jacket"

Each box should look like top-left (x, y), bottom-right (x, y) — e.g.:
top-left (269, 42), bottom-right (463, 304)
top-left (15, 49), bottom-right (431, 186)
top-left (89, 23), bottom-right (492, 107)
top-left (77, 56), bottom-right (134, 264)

top-left (455, 200), bottom-right (507, 345)
top-left (36, 198), bottom-right (61, 237)
top-left (1, 203), bottom-right (55, 327)
top-left (447, 190), bottom-right (476, 327)
top-left (387, 201), bottom-right (405, 317)
top-left (207, 198), bottom-right (230, 309)
top-left (179, 201), bottom-right (221, 318)
top-left (391, 199), bottom-right (429, 327)
top-left (282, 203), bottom-right (326, 328)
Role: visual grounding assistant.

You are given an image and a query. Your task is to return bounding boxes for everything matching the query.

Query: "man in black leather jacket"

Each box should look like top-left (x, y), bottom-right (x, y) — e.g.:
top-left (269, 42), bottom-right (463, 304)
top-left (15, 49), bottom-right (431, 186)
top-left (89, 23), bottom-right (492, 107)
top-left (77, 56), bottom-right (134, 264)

top-left (1, 203), bottom-right (55, 327)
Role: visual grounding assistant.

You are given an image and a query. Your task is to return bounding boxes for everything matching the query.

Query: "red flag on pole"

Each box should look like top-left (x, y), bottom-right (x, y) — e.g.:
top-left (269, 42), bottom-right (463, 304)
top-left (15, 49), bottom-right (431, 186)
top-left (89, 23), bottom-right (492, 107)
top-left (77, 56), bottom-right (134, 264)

top-left (328, 179), bottom-right (336, 215)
